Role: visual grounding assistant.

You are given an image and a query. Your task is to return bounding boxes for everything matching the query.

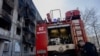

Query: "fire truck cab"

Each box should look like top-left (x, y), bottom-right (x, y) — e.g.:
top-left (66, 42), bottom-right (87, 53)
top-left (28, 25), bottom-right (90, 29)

top-left (36, 9), bottom-right (87, 56)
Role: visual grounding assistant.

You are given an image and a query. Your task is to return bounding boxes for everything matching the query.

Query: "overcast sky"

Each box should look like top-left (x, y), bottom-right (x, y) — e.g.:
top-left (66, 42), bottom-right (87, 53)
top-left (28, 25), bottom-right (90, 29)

top-left (32, 0), bottom-right (100, 19)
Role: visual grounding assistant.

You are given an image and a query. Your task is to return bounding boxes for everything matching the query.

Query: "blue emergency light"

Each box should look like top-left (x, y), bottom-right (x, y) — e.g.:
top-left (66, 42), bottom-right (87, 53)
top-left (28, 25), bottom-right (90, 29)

top-left (53, 18), bottom-right (58, 23)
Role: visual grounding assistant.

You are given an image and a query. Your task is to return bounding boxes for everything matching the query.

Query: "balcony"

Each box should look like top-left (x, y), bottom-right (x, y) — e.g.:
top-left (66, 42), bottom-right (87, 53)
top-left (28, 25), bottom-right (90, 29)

top-left (22, 25), bottom-right (35, 35)
top-left (23, 20), bottom-right (32, 33)
top-left (23, 38), bottom-right (34, 45)
top-left (22, 34), bottom-right (34, 45)
top-left (0, 28), bottom-right (10, 41)
top-left (29, 25), bottom-right (35, 34)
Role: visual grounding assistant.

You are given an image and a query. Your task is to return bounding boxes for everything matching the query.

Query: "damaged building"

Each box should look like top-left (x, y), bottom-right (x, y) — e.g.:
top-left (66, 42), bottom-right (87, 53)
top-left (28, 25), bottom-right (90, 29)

top-left (0, 0), bottom-right (42, 56)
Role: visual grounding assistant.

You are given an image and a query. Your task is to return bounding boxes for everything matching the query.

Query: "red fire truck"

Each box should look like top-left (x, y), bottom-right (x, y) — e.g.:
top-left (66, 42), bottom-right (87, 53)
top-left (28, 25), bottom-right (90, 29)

top-left (36, 9), bottom-right (87, 56)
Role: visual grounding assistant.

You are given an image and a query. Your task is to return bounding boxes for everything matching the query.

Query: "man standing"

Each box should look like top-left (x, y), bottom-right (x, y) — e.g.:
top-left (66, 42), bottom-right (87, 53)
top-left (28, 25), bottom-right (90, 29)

top-left (78, 40), bottom-right (98, 56)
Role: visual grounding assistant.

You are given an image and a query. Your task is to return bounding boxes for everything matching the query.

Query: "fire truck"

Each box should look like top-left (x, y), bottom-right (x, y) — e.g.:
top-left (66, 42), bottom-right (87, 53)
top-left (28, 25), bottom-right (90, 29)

top-left (36, 9), bottom-right (87, 56)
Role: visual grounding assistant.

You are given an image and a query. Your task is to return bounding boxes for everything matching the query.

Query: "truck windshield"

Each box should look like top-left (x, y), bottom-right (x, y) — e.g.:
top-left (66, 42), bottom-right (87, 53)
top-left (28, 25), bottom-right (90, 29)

top-left (48, 26), bottom-right (73, 45)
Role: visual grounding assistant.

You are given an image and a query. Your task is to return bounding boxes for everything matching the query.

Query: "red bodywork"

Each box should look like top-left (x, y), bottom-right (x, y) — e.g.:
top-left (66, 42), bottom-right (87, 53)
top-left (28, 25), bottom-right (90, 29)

top-left (65, 10), bottom-right (80, 19)
top-left (36, 24), bottom-right (48, 56)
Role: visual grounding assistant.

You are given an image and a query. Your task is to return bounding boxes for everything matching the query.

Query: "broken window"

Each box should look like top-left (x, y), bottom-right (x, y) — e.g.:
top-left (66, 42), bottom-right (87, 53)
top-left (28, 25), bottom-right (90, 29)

top-left (24, 19), bottom-right (30, 27)
top-left (30, 47), bottom-right (33, 52)
top-left (17, 14), bottom-right (21, 21)
top-left (24, 45), bottom-right (28, 53)
top-left (14, 41), bottom-right (21, 52)
top-left (0, 17), bottom-right (11, 30)
top-left (16, 27), bottom-right (21, 35)
top-left (3, 0), bottom-right (13, 15)
top-left (3, 42), bottom-right (9, 52)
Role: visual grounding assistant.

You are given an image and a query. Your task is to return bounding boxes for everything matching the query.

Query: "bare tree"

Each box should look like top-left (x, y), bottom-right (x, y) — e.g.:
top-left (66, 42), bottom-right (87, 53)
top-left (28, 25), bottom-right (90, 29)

top-left (91, 18), bottom-right (100, 47)
top-left (81, 8), bottom-right (100, 47)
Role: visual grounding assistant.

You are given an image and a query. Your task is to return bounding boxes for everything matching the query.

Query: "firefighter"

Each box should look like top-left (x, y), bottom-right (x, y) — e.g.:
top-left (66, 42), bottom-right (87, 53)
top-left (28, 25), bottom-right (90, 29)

top-left (78, 40), bottom-right (98, 56)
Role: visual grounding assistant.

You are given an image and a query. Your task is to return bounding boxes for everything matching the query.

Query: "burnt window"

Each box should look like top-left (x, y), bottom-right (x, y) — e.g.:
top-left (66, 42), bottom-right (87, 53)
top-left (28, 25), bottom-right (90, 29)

top-left (16, 27), bottom-right (21, 35)
top-left (17, 15), bottom-right (21, 21)
top-left (3, 0), bottom-right (13, 15)
top-left (24, 19), bottom-right (30, 27)
top-left (24, 45), bottom-right (28, 53)
top-left (3, 42), bottom-right (9, 52)
top-left (0, 17), bottom-right (11, 30)
top-left (31, 47), bottom-right (33, 52)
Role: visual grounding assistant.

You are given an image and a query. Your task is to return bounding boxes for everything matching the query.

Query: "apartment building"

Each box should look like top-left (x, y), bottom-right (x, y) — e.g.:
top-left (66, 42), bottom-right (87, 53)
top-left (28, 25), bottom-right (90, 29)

top-left (0, 0), bottom-right (42, 56)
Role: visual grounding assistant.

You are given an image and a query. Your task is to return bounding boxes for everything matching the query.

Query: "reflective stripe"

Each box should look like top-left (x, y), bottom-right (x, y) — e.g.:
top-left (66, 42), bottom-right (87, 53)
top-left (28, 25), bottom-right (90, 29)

top-left (48, 44), bottom-right (75, 52)
top-left (37, 50), bottom-right (46, 54)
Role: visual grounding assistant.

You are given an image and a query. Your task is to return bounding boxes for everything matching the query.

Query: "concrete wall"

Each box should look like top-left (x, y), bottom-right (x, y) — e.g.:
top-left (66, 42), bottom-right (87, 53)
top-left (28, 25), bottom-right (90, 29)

top-left (0, 0), bottom-right (42, 56)
top-left (0, 41), bottom-right (4, 56)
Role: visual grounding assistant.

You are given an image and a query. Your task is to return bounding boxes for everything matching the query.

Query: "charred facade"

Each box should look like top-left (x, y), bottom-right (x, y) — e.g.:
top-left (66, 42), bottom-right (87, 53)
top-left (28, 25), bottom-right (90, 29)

top-left (0, 0), bottom-right (42, 56)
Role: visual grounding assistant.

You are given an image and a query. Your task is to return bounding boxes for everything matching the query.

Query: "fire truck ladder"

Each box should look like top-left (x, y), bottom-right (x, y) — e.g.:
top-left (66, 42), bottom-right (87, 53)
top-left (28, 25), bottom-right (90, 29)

top-left (71, 19), bottom-right (87, 45)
